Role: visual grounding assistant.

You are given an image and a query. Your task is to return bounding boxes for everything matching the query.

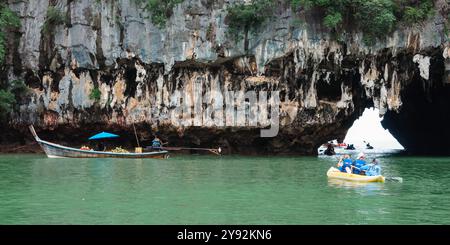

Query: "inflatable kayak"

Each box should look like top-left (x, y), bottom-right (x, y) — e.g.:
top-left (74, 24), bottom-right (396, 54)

top-left (327, 167), bottom-right (385, 183)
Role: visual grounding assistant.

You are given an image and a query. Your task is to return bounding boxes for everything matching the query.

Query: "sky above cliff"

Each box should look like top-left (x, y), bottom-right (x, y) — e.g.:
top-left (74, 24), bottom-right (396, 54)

top-left (344, 108), bottom-right (404, 150)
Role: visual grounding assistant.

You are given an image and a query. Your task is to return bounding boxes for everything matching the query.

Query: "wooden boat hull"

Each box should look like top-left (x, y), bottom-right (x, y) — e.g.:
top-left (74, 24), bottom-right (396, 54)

top-left (327, 167), bottom-right (385, 183)
top-left (29, 126), bottom-right (169, 159)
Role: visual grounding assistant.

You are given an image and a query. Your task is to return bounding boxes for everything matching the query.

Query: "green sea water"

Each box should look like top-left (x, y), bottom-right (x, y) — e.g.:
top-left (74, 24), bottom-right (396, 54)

top-left (0, 154), bottom-right (449, 224)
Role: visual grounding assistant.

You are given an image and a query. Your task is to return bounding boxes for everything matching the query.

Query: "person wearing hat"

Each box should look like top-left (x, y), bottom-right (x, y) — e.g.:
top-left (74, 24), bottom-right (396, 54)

top-left (359, 158), bottom-right (382, 176)
top-left (351, 152), bottom-right (367, 174)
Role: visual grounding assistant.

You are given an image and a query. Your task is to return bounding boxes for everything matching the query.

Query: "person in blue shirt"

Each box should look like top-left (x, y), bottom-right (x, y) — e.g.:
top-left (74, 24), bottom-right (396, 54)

top-left (151, 136), bottom-right (162, 151)
top-left (352, 152), bottom-right (367, 174)
top-left (359, 158), bottom-right (382, 176)
top-left (337, 154), bottom-right (353, 173)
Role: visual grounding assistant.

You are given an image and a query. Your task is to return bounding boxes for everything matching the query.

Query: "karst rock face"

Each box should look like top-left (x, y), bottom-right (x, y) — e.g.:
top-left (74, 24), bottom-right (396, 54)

top-left (2, 0), bottom-right (449, 154)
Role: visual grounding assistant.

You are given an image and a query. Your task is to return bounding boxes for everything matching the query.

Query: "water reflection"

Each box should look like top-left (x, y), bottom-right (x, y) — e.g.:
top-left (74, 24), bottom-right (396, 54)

top-left (327, 179), bottom-right (385, 195)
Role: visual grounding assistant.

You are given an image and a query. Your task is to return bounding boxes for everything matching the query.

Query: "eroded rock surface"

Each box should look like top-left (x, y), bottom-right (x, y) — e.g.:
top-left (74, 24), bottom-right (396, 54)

top-left (2, 0), bottom-right (450, 154)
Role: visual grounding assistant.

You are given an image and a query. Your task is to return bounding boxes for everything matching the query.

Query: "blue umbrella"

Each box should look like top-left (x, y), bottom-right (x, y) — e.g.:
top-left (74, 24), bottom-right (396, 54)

top-left (88, 132), bottom-right (120, 140)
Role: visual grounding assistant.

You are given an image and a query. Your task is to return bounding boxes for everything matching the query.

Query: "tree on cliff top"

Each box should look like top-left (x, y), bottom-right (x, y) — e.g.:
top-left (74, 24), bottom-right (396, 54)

top-left (226, 0), bottom-right (275, 52)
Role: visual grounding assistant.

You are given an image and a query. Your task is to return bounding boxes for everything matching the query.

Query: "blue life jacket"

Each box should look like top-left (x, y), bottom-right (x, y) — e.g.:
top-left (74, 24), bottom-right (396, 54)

top-left (152, 139), bottom-right (161, 147)
top-left (368, 165), bottom-right (381, 176)
top-left (352, 159), bottom-right (366, 174)
top-left (360, 164), bottom-right (381, 176)
top-left (340, 159), bottom-right (353, 172)
top-left (343, 159), bottom-right (353, 165)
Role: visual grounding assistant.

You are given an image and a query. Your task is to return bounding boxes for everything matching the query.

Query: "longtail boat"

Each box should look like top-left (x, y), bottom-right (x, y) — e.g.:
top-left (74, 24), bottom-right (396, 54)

top-left (29, 125), bottom-right (169, 159)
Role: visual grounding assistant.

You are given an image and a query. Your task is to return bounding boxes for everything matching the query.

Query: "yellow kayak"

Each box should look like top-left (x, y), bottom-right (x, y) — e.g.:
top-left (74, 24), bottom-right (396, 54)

top-left (327, 167), bottom-right (385, 183)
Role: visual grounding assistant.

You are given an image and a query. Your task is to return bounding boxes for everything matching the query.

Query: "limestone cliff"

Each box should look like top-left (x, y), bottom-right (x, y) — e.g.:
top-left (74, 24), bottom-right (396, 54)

top-left (2, 0), bottom-right (450, 154)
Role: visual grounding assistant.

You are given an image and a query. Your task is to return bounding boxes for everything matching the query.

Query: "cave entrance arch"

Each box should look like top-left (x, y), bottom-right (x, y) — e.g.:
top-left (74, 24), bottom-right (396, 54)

top-left (344, 108), bottom-right (404, 150)
top-left (318, 108), bottom-right (404, 155)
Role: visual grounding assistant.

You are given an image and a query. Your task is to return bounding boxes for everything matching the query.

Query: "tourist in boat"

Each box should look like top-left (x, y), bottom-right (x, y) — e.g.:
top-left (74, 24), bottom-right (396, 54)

top-left (324, 143), bottom-right (335, 155)
top-left (352, 152), bottom-right (367, 174)
top-left (338, 154), bottom-right (353, 173)
top-left (345, 144), bottom-right (355, 150)
top-left (359, 158), bottom-right (382, 176)
top-left (151, 136), bottom-right (163, 151)
top-left (365, 141), bottom-right (374, 149)
top-left (95, 142), bottom-right (106, 151)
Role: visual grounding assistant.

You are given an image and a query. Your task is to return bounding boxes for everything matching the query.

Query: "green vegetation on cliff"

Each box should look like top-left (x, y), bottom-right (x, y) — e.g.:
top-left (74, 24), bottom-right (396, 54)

top-left (0, 89), bottom-right (14, 120)
top-left (42, 6), bottom-right (67, 35)
top-left (0, 80), bottom-right (27, 120)
top-left (402, 1), bottom-right (434, 24)
top-left (226, 0), bottom-right (275, 51)
top-left (136, 0), bottom-right (184, 28)
top-left (90, 87), bottom-right (101, 102)
top-left (0, 4), bottom-right (21, 120)
top-left (0, 3), bottom-right (20, 64)
top-left (291, 0), bottom-right (435, 43)
top-left (445, 13), bottom-right (450, 41)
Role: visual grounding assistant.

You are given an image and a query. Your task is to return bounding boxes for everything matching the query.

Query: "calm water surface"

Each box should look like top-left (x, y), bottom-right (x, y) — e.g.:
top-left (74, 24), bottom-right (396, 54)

top-left (0, 154), bottom-right (449, 224)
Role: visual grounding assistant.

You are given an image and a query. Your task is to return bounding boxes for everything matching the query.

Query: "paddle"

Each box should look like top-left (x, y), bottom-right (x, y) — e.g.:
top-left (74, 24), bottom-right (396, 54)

top-left (351, 166), bottom-right (403, 182)
top-left (385, 177), bottom-right (403, 182)
top-left (161, 146), bottom-right (222, 156)
top-left (145, 138), bottom-right (221, 155)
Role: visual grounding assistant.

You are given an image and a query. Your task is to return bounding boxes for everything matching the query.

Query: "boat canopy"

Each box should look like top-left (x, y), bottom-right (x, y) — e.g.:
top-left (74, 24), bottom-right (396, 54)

top-left (88, 132), bottom-right (119, 140)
